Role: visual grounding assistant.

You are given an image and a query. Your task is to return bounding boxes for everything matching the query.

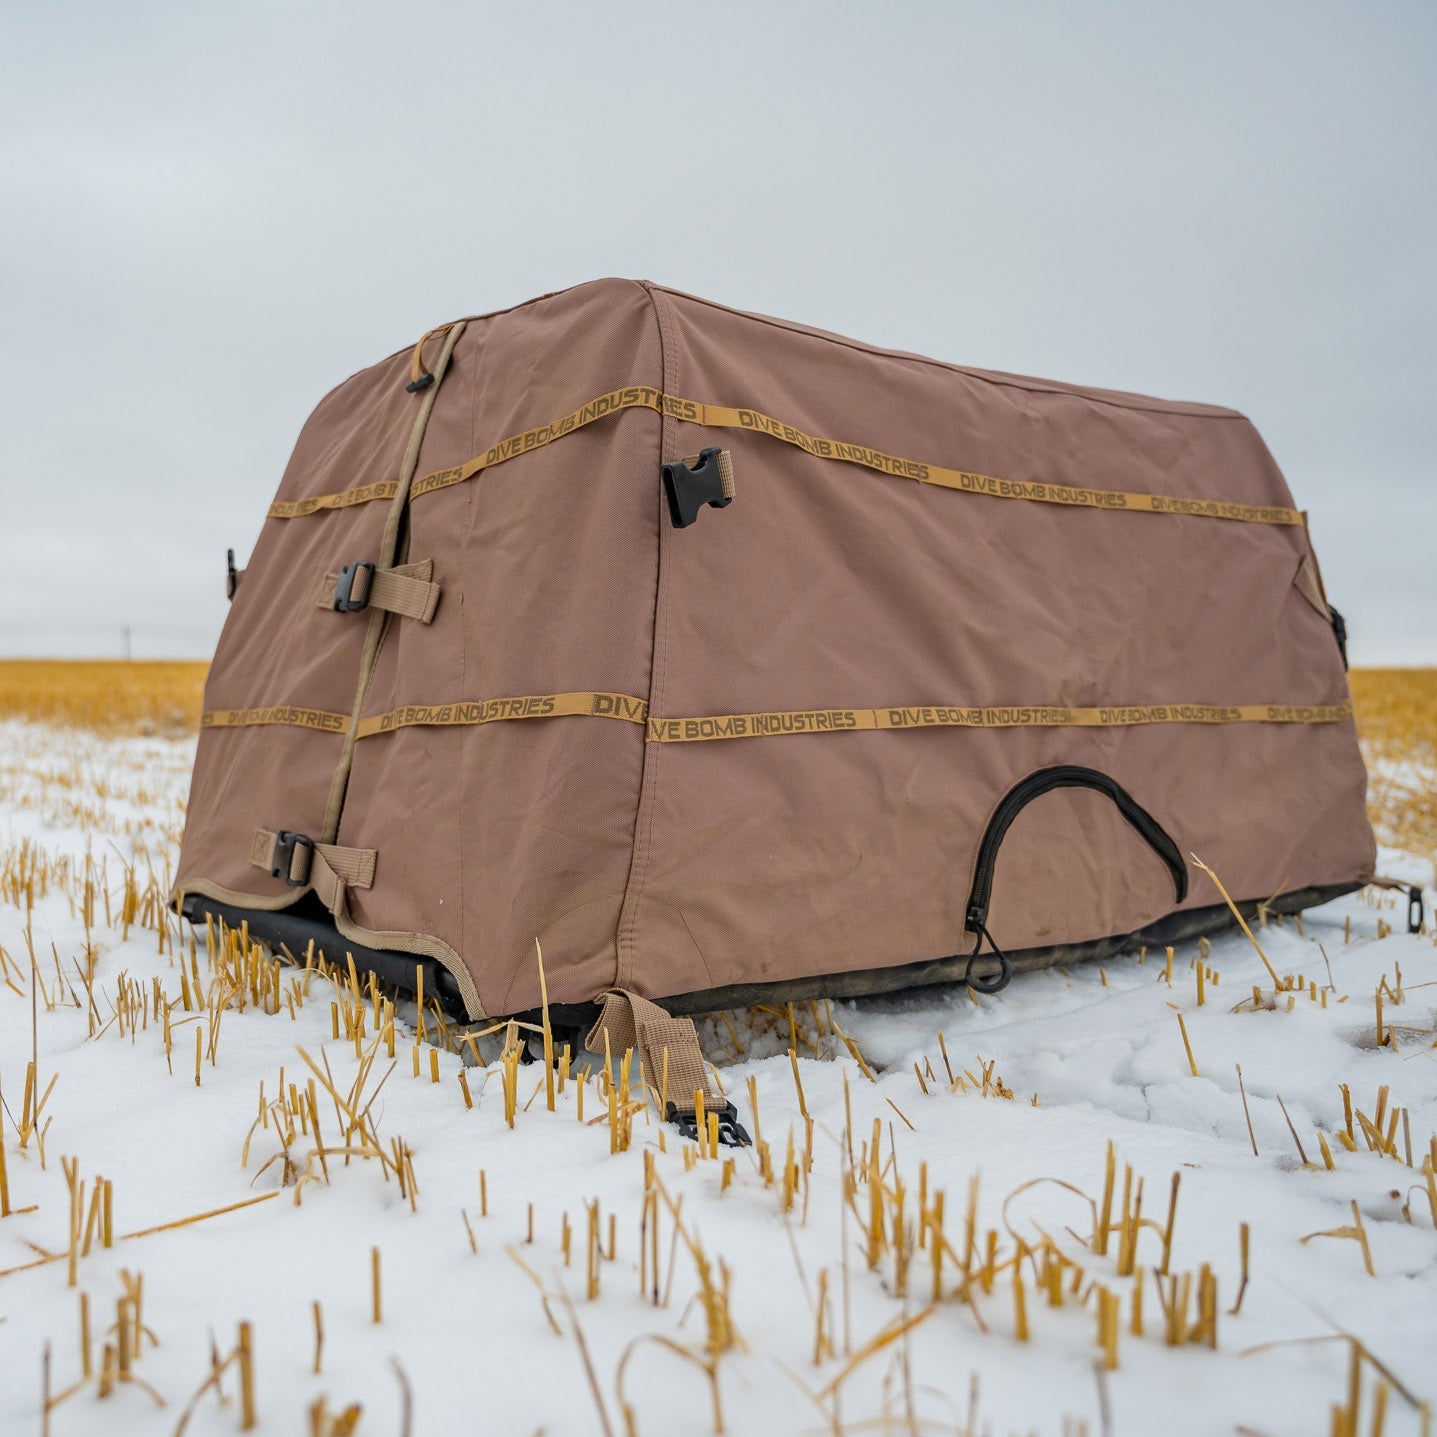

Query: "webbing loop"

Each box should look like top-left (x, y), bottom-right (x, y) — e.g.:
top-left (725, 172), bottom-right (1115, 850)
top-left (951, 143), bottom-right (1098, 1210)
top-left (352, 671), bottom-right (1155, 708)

top-left (250, 828), bottom-right (377, 915)
top-left (406, 322), bottom-right (456, 393)
top-left (316, 559), bottom-right (441, 624)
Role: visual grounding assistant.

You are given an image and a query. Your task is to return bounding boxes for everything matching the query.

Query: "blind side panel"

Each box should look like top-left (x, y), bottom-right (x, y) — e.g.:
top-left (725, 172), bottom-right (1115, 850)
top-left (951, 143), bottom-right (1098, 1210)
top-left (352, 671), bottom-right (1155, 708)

top-left (343, 281), bottom-right (664, 1012)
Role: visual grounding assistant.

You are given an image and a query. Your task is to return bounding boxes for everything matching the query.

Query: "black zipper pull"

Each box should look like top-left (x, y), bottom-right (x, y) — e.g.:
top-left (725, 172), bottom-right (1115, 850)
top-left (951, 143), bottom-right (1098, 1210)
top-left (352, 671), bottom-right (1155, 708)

top-left (965, 921), bottom-right (1013, 994)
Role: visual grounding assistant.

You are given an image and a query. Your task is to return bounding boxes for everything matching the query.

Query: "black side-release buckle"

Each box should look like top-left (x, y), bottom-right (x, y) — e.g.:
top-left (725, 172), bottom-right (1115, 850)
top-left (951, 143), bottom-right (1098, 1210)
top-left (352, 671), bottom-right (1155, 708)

top-left (665, 1100), bottom-right (752, 1148)
top-left (1409, 885), bottom-right (1425, 934)
top-left (271, 831), bottom-right (314, 887)
top-left (1328, 604), bottom-right (1349, 671)
top-left (333, 561), bottom-right (375, 612)
top-left (662, 448), bottom-right (733, 529)
top-left (226, 548), bottom-right (238, 601)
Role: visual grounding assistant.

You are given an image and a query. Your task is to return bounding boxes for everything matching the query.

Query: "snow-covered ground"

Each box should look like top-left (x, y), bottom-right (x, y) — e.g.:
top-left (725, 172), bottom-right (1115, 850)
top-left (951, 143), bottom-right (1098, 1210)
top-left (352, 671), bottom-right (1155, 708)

top-left (0, 720), bottom-right (1433, 1436)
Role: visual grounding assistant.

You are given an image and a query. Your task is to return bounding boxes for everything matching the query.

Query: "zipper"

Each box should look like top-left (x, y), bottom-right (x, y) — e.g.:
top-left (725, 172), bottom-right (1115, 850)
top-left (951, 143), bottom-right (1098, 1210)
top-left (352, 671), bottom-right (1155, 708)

top-left (965, 765), bottom-right (1188, 940)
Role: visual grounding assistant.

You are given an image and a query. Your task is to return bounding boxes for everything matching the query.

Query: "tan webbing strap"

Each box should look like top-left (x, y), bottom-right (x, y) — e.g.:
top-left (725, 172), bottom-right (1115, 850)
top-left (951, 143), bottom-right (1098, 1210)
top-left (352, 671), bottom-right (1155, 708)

top-left (250, 828), bottom-right (377, 914)
top-left (1292, 554), bottom-right (1330, 619)
top-left (270, 384), bottom-right (1306, 528)
top-left (680, 450), bottom-right (736, 496)
top-left (354, 690), bottom-right (648, 739)
top-left (250, 827), bottom-right (287, 874)
top-left (202, 705), bottom-right (351, 734)
top-left (315, 559), bottom-right (442, 624)
top-left (409, 324), bottom-right (454, 390)
top-left (268, 480), bottom-right (401, 520)
top-left (584, 989), bottom-right (721, 1118)
top-left (642, 697), bottom-right (1355, 742)
top-left (320, 319), bottom-right (467, 846)
top-left (204, 691), bottom-right (1355, 739)
top-left (1364, 876), bottom-right (1413, 894)
top-left (1298, 515), bottom-right (1339, 612)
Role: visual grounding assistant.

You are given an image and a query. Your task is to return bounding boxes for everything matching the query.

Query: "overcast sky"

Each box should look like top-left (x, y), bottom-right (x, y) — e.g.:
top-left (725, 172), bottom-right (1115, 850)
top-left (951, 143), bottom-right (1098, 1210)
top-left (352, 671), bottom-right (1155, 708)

top-left (1, 2), bottom-right (1432, 663)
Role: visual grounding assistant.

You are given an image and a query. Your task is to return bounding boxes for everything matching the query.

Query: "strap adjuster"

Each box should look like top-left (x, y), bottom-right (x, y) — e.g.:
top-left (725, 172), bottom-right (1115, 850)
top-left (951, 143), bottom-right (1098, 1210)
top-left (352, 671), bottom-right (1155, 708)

top-left (271, 831), bottom-right (314, 887)
top-left (665, 1099), bottom-right (751, 1148)
top-left (333, 561), bottom-right (375, 612)
top-left (662, 448), bottom-right (735, 529)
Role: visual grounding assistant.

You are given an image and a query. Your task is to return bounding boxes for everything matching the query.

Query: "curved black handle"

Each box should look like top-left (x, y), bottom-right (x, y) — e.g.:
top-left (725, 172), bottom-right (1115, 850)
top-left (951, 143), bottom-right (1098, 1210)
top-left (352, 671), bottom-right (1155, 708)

top-left (956, 766), bottom-right (1187, 994)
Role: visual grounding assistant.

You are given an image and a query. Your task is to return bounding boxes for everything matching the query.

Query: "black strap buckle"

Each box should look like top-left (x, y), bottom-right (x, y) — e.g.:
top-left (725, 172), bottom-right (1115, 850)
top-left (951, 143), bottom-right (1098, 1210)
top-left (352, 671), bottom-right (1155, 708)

top-left (665, 1100), bottom-right (751, 1148)
top-left (271, 831), bottom-right (314, 887)
top-left (1329, 604), bottom-right (1349, 671)
top-left (333, 561), bottom-right (375, 613)
top-left (1409, 885), bottom-right (1425, 935)
top-left (662, 448), bottom-right (733, 529)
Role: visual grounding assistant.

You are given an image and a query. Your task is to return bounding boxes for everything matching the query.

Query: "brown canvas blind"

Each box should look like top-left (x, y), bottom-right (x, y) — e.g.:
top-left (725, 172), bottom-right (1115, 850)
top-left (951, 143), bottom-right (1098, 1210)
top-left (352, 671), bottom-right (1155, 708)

top-left (174, 278), bottom-right (1377, 1028)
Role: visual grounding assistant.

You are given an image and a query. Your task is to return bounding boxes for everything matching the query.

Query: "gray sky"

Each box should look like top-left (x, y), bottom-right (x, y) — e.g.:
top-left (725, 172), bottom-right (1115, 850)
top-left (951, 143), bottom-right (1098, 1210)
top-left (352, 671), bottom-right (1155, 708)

top-left (2, 2), bottom-right (1433, 663)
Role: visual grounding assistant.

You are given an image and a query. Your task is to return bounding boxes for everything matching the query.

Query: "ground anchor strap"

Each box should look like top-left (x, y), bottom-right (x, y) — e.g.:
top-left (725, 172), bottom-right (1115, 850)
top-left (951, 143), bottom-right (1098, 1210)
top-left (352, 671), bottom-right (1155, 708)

top-left (585, 989), bottom-right (751, 1147)
top-left (1366, 876), bottom-right (1426, 935)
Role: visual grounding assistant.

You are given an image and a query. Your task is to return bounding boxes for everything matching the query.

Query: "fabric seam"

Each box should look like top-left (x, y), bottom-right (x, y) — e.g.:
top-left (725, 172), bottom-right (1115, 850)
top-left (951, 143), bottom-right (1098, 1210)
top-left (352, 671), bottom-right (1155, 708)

top-left (614, 283), bottom-right (676, 992)
top-left (458, 339), bottom-right (478, 980)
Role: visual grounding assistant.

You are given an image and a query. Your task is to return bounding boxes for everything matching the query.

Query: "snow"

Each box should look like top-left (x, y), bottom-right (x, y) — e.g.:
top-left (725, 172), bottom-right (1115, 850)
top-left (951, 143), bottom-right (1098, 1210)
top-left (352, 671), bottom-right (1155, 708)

top-left (0, 719), bottom-right (1433, 1436)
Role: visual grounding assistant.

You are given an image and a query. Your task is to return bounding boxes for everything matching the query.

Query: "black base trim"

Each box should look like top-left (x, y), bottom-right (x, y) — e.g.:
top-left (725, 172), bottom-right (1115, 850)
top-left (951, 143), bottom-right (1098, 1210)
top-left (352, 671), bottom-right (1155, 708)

top-left (181, 880), bottom-right (1364, 1026)
top-left (179, 892), bottom-right (474, 1014)
top-left (659, 881), bottom-right (1363, 1015)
